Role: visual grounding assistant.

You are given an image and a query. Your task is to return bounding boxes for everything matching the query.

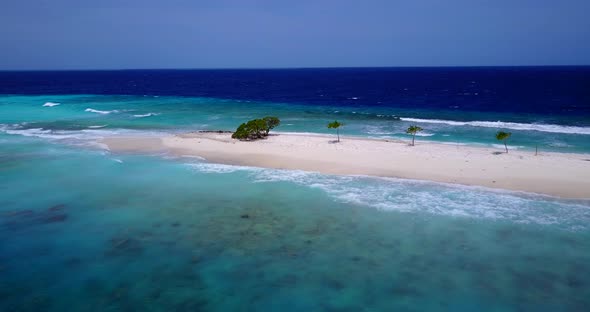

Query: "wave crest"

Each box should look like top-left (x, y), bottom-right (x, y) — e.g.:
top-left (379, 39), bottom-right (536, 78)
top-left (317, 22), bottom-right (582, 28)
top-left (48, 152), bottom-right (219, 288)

top-left (85, 108), bottom-right (119, 114)
top-left (133, 113), bottom-right (159, 118)
top-left (400, 118), bottom-right (590, 135)
top-left (185, 163), bottom-right (590, 231)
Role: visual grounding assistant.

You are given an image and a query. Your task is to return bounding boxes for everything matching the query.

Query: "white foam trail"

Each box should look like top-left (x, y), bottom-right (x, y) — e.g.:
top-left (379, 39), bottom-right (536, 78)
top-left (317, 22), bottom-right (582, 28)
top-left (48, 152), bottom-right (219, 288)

top-left (43, 102), bottom-right (60, 107)
top-left (548, 141), bottom-right (573, 148)
top-left (365, 126), bottom-right (434, 137)
top-left (133, 113), bottom-right (159, 118)
top-left (85, 108), bottom-right (118, 114)
top-left (364, 126), bottom-right (391, 136)
top-left (256, 170), bottom-right (590, 230)
top-left (4, 128), bottom-right (51, 138)
top-left (88, 125), bottom-right (108, 129)
top-left (185, 163), bottom-right (590, 230)
top-left (187, 163), bottom-right (260, 174)
top-left (414, 132), bottom-right (435, 137)
top-left (400, 118), bottom-right (590, 135)
top-left (1, 125), bottom-right (168, 149)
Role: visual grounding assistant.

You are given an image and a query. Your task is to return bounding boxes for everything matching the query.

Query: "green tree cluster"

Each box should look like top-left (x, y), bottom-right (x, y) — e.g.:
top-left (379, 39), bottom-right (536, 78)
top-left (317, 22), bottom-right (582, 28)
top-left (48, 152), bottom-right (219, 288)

top-left (232, 116), bottom-right (281, 140)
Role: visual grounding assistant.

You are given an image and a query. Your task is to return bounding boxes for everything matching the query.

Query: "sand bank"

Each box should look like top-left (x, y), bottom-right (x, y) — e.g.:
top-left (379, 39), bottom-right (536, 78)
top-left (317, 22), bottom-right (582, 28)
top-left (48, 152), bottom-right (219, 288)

top-left (102, 132), bottom-right (590, 199)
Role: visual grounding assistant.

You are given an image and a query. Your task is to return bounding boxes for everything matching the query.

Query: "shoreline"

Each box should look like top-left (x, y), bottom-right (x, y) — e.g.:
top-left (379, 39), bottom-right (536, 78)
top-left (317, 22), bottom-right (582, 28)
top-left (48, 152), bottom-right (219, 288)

top-left (101, 132), bottom-right (590, 199)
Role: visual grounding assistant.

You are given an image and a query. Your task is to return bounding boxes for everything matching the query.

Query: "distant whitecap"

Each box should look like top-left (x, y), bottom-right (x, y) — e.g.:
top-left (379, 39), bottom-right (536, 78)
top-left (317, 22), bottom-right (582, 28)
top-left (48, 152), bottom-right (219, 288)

top-left (413, 132), bottom-right (435, 137)
top-left (133, 112), bottom-right (160, 118)
top-left (85, 108), bottom-right (118, 114)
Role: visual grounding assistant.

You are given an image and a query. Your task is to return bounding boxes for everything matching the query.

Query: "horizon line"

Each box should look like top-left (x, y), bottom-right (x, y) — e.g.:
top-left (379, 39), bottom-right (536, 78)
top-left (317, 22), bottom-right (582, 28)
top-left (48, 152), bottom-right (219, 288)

top-left (1, 64), bottom-right (589, 72)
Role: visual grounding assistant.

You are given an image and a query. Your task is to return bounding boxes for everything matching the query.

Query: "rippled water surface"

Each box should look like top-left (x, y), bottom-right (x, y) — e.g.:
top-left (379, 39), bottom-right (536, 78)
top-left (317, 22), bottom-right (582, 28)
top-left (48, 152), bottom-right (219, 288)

top-left (1, 134), bottom-right (589, 311)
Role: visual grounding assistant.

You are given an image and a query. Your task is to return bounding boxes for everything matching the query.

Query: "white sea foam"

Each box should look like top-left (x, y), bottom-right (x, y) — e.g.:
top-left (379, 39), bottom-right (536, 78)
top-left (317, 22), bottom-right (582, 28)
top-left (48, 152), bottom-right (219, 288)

top-left (365, 126), bottom-right (434, 137)
top-left (133, 113), bottom-right (159, 118)
top-left (88, 125), bottom-right (108, 129)
top-left (185, 162), bottom-right (590, 230)
top-left (1, 128), bottom-right (105, 148)
top-left (85, 108), bottom-right (119, 114)
top-left (548, 141), bottom-right (573, 148)
top-left (399, 118), bottom-right (590, 135)
top-left (414, 132), bottom-right (435, 137)
top-left (3, 128), bottom-right (98, 142)
top-left (43, 102), bottom-right (60, 107)
top-left (187, 163), bottom-right (261, 174)
top-left (364, 126), bottom-right (391, 136)
top-left (1, 125), bottom-right (168, 149)
top-left (4, 128), bottom-right (51, 138)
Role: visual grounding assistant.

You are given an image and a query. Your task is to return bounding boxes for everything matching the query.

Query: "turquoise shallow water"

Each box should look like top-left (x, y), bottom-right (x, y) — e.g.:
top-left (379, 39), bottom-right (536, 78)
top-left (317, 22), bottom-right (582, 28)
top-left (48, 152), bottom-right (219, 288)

top-left (1, 131), bottom-right (590, 311)
top-left (2, 94), bottom-right (590, 153)
top-left (1, 94), bottom-right (590, 311)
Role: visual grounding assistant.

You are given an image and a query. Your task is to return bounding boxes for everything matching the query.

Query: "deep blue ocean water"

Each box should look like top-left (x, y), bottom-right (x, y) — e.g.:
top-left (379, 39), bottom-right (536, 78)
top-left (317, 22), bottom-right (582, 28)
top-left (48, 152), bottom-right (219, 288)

top-left (1, 67), bottom-right (589, 117)
top-left (1, 68), bottom-right (590, 311)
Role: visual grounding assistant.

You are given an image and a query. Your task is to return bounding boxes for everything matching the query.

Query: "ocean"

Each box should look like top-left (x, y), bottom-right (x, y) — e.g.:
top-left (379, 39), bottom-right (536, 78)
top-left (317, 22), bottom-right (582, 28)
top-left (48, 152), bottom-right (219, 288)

top-left (1, 67), bottom-right (590, 311)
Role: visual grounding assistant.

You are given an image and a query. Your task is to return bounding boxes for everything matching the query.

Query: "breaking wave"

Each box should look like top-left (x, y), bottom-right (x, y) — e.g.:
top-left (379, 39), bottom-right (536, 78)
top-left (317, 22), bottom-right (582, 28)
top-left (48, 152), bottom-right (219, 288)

top-left (186, 163), bottom-right (590, 231)
top-left (187, 162), bottom-right (260, 174)
top-left (414, 132), bottom-right (435, 137)
top-left (133, 113), bottom-right (160, 118)
top-left (400, 118), bottom-right (590, 135)
top-left (0, 124), bottom-right (166, 148)
top-left (85, 108), bottom-right (119, 114)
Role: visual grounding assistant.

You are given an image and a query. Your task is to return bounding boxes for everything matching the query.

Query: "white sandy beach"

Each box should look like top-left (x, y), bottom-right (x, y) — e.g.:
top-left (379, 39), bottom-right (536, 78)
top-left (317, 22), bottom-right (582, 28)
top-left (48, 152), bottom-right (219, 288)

top-left (102, 132), bottom-right (590, 199)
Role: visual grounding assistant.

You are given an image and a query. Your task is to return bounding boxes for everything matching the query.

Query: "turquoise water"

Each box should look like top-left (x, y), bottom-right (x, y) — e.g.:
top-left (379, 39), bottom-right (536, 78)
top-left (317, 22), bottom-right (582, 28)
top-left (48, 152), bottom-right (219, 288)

top-left (2, 95), bottom-right (590, 311)
top-left (2, 94), bottom-right (590, 153)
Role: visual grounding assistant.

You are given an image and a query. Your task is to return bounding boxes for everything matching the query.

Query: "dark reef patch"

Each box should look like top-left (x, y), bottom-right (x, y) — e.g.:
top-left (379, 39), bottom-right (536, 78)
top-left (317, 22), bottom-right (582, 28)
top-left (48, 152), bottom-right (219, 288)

top-left (1, 204), bottom-right (69, 230)
top-left (106, 237), bottom-right (143, 257)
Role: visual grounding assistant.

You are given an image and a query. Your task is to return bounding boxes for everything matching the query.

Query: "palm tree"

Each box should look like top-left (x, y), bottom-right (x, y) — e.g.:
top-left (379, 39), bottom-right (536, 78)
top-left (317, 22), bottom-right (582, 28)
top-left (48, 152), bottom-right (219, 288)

top-left (495, 131), bottom-right (512, 153)
top-left (327, 120), bottom-right (342, 142)
top-left (406, 125), bottom-right (423, 146)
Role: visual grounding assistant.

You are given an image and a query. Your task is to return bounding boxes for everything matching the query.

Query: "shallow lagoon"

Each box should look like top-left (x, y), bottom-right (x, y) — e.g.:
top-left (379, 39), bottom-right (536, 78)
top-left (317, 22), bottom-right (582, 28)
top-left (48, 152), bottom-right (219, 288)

top-left (1, 135), bottom-right (589, 311)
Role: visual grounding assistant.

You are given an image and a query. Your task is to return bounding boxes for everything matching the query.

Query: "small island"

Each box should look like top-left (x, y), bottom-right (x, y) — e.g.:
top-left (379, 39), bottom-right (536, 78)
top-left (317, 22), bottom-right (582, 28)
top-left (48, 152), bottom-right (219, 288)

top-left (102, 131), bottom-right (590, 199)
